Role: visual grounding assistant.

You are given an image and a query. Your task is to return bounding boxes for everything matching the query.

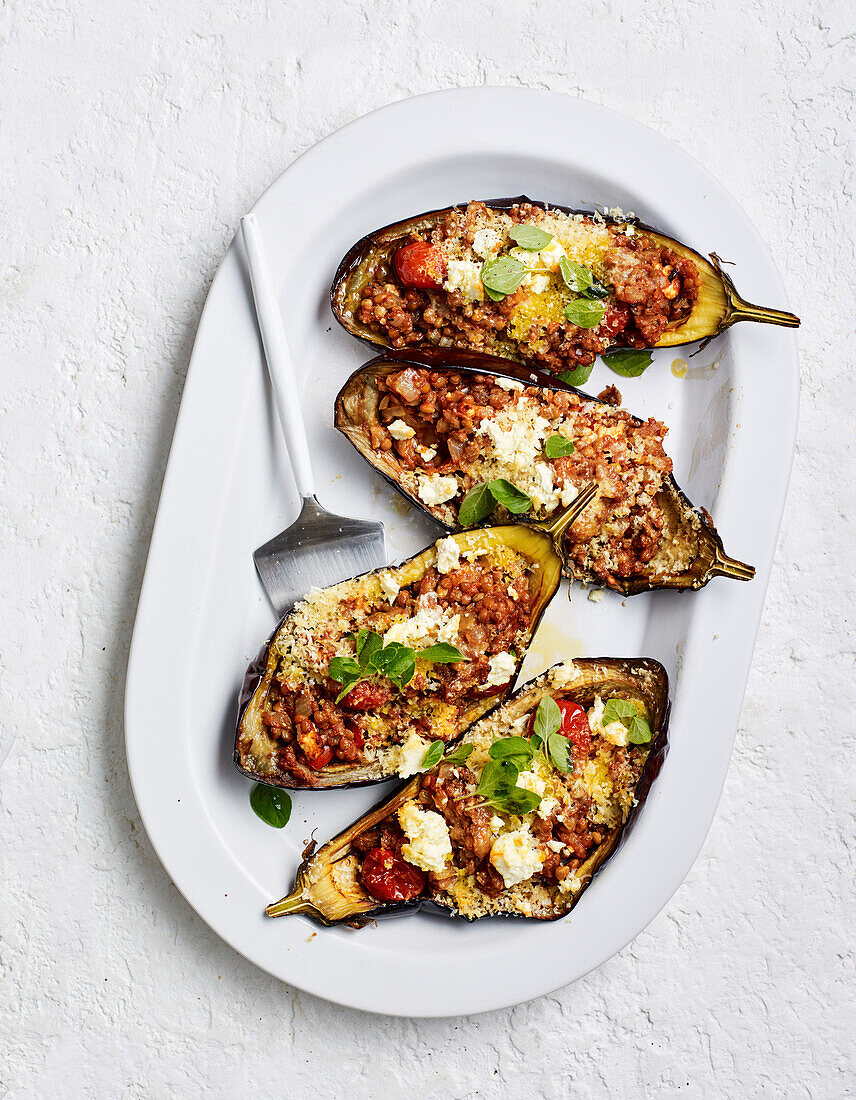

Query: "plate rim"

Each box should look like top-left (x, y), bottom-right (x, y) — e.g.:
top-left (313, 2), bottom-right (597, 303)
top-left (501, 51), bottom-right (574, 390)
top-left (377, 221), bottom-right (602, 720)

top-left (125, 86), bottom-right (799, 1017)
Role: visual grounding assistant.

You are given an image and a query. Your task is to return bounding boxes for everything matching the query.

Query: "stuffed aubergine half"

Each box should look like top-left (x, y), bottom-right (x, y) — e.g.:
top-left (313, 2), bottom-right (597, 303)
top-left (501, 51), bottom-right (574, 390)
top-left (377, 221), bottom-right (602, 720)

top-left (332, 198), bottom-right (799, 372)
top-left (266, 658), bottom-right (669, 924)
top-left (235, 514), bottom-right (596, 789)
top-left (335, 349), bottom-right (754, 594)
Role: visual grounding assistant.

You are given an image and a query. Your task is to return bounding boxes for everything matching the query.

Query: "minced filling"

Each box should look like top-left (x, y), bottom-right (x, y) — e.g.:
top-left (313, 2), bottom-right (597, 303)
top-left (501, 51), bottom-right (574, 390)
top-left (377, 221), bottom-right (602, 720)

top-left (370, 367), bottom-right (673, 586)
top-left (355, 201), bottom-right (700, 371)
top-left (352, 682), bottom-right (652, 914)
top-left (259, 539), bottom-right (532, 783)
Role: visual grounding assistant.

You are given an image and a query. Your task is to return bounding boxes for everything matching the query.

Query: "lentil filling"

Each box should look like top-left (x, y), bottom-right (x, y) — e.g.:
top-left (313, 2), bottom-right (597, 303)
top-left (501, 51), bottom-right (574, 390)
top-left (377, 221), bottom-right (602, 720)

top-left (352, 690), bottom-right (650, 908)
top-left (372, 367), bottom-right (673, 587)
top-left (355, 201), bottom-right (700, 372)
top-left (260, 546), bottom-right (533, 784)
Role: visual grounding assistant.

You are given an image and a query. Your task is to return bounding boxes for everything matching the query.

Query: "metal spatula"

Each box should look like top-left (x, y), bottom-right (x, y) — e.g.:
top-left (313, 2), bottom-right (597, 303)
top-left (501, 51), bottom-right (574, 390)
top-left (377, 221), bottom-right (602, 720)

top-left (241, 214), bottom-right (386, 617)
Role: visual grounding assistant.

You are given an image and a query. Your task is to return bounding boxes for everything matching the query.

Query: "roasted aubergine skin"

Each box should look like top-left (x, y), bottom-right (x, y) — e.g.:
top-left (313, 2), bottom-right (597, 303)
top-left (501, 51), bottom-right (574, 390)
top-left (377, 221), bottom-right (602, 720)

top-left (331, 197), bottom-right (799, 361)
top-left (235, 526), bottom-right (563, 790)
top-left (335, 348), bottom-right (755, 595)
top-left (266, 658), bottom-right (670, 926)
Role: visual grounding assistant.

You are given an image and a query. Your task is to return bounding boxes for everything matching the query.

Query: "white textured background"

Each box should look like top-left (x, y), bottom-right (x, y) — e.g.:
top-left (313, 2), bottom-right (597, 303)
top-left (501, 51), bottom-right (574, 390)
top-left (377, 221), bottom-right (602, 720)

top-left (2, 0), bottom-right (854, 1095)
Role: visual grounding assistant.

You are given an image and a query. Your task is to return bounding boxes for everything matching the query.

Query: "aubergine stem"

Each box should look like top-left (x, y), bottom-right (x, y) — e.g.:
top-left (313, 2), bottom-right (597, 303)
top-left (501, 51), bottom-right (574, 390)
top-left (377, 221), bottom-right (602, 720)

top-left (266, 892), bottom-right (321, 920)
top-left (712, 254), bottom-right (800, 330)
top-left (536, 482), bottom-right (598, 542)
top-left (709, 547), bottom-right (756, 582)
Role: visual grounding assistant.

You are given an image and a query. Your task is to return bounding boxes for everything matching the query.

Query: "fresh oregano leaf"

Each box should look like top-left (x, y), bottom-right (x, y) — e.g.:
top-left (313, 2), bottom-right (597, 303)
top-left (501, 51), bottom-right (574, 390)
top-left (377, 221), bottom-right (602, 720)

top-left (420, 740), bottom-right (445, 771)
top-left (564, 299), bottom-right (605, 329)
top-left (508, 224), bottom-right (553, 250)
top-left (488, 478), bottom-right (532, 514)
top-left (481, 255), bottom-right (526, 298)
top-left (558, 363), bottom-right (595, 389)
top-left (547, 732), bottom-right (573, 773)
top-left (355, 629), bottom-right (383, 667)
top-left (627, 715), bottom-right (653, 745)
top-left (459, 483), bottom-right (496, 527)
top-left (544, 434), bottom-right (575, 459)
top-left (533, 696), bottom-right (562, 743)
top-left (250, 783), bottom-right (292, 829)
top-left (328, 656), bottom-right (361, 684)
top-left (602, 698), bottom-right (638, 725)
top-left (443, 742), bottom-right (474, 767)
top-left (419, 642), bottom-right (465, 663)
top-left (601, 348), bottom-right (654, 377)
top-left (488, 737), bottom-right (535, 769)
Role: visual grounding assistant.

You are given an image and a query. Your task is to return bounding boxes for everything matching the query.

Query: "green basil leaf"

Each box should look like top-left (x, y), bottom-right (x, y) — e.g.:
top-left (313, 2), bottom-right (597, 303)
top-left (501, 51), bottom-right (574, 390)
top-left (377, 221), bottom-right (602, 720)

top-left (628, 715), bottom-right (653, 745)
top-left (563, 299), bottom-right (605, 329)
top-left (488, 478), bottom-right (532, 514)
top-left (481, 255), bottom-right (526, 297)
top-left (547, 732), bottom-right (573, 773)
top-left (602, 698), bottom-right (638, 725)
top-left (544, 434), bottom-right (575, 459)
top-left (459, 483), bottom-right (496, 527)
top-left (533, 696), bottom-right (562, 743)
top-left (419, 642), bottom-right (465, 664)
top-left (601, 348), bottom-right (654, 377)
top-left (508, 224), bottom-right (553, 250)
top-left (420, 740), bottom-right (445, 771)
top-left (557, 363), bottom-right (595, 389)
top-left (477, 758), bottom-right (518, 798)
top-left (443, 742), bottom-right (474, 766)
top-left (250, 783), bottom-right (292, 829)
top-left (355, 629), bottom-right (383, 667)
top-left (328, 656), bottom-right (361, 684)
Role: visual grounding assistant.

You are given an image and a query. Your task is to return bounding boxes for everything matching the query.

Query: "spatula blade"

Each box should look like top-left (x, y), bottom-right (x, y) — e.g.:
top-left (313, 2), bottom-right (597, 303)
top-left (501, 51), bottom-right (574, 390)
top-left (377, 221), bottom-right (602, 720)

top-left (254, 495), bottom-right (386, 617)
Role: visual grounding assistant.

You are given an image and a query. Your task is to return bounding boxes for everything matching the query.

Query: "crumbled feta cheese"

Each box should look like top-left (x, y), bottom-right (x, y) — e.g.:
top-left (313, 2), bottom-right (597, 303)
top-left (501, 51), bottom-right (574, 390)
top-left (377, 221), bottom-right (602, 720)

top-left (517, 762), bottom-right (557, 816)
top-left (489, 828), bottom-right (544, 888)
top-left (587, 695), bottom-right (628, 747)
top-left (490, 815), bottom-right (505, 831)
top-left (379, 573), bottom-right (400, 603)
top-left (472, 227), bottom-right (504, 258)
top-left (398, 802), bottom-right (453, 873)
top-left (587, 588), bottom-right (604, 603)
top-left (387, 419), bottom-right (415, 440)
top-left (547, 839), bottom-right (565, 853)
top-left (530, 462), bottom-right (561, 511)
top-left (435, 536), bottom-right (460, 574)
top-left (444, 259), bottom-right (483, 301)
top-left (494, 377), bottom-right (524, 391)
top-left (511, 714), bottom-right (530, 735)
top-left (417, 444), bottom-right (437, 462)
top-left (482, 409), bottom-right (551, 466)
top-left (485, 651), bottom-right (516, 687)
top-left (510, 238), bottom-right (566, 273)
top-left (522, 272), bottom-right (550, 294)
top-left (560, 484), bottom-right (578, 506)
top-left (383, 605), bottom-right (442, 647)
top-left (417, 473), bottom-right (459, 506)
top-left (398, 732), bottom-right (431, 778)
top-left (558, 872), bottom-right (581, 894)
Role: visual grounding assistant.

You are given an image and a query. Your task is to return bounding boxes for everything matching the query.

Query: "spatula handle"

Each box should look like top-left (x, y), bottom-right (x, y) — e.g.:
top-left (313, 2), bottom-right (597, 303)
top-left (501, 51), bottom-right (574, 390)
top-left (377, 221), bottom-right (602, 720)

top-left (241, 213), bottom-right (314, 498)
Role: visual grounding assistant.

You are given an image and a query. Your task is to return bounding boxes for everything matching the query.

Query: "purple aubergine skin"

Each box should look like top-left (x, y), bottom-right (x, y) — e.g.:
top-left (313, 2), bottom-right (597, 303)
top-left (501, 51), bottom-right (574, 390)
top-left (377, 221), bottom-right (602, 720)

top-left (333, 347), bottom-right (755, 595)
top-left (267, 657), bottom-right (670, 926)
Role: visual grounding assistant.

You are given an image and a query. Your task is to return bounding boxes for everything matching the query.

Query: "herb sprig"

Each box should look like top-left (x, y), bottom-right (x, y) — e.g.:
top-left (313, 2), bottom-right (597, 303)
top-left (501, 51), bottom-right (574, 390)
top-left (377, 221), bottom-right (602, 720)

top-left (508, 224), bottom-right (554, 251)
top-left (328, 629), bottom-right (464, 703)
top-left (544, 434), bottom-right (575, 459)
top-left (458, 478), bottom-right (533, 526)
top-left (601, 349), bottom-right (654, 377)
top-left (417, 740), bottom-right (475, 773)
top-left (480, 255), bottom-right (526, 301)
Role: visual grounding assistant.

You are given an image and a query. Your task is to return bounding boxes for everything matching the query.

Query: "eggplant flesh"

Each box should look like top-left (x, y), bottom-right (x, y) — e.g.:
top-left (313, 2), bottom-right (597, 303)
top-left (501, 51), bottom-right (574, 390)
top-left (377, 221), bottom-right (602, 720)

top-left (266, 658), bottom-right (670, 925)
top-left (335, 349), bottom-right (754, 595)
top-left (331, 197), bottom-right (799, 361)
top-left (235, 526), bottom-right (566, 790)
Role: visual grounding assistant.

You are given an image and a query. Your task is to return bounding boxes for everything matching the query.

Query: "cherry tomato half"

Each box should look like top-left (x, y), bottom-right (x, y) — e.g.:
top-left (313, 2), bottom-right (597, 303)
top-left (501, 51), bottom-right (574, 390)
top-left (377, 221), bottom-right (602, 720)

top-left (394, 242), bottom-right (447, 288)
top-left (296, 724), bottom-right (335, 770)
top-left (339, 680), bottom-right (393, 710)
top-left (361, 848), bottom-right (426, 902)
top-left (528, 696), bottom-right (592, 756)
